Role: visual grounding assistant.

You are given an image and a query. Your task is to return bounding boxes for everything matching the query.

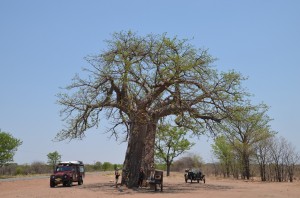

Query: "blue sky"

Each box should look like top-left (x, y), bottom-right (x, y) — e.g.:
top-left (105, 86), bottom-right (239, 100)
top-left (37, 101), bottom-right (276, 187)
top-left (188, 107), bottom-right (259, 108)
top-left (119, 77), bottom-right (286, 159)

top-left (1, 0), bottom-right (299, 165)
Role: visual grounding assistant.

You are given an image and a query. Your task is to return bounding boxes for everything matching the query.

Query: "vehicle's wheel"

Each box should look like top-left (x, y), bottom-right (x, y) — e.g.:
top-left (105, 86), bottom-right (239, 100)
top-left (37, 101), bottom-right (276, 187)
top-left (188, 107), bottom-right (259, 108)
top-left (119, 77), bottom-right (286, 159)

top-left (50, 181), bottom-right (55, 188)
top-left (197, 180), bottom-right (199, 183)
top-left (78, 177), bottom-right (83, 185)
top-left (68, 179), bottom-right (73, 187)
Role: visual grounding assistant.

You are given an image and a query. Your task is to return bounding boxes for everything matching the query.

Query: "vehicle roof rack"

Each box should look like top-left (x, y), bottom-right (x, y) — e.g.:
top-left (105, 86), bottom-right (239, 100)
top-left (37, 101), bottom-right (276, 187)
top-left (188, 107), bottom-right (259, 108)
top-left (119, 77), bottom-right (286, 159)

top-left (59, 161), bottom-right (84, 165)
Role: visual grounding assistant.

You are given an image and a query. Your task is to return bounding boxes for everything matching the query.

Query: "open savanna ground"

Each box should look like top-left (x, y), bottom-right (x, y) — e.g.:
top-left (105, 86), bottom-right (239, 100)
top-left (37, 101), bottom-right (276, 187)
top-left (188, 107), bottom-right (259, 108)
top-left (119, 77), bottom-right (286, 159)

top-left (1, 172), bottom-right (300, 198)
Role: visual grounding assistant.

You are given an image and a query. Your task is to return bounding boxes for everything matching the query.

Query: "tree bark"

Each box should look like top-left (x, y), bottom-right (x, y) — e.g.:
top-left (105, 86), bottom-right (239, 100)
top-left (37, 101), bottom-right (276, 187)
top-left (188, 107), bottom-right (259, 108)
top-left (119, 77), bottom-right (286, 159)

top-left (141, 120), bottom-right (157, 178)
top-left (166, 161), bottom-right (171, 176)
top-left (241, 152), bottom-right (250, 180)
top-left (121, 117), bottom-right (157, 188)
top-left (122, 122), bottom-right (147, 187)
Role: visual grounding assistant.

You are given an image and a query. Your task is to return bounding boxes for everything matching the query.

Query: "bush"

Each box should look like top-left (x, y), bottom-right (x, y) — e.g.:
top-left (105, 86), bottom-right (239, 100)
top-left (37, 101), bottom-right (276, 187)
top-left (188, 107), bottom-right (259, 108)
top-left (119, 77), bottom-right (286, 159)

top-left (15, 167), bottom-right (23, 175)
top-left (172, 154), bottom-right (204, 172)
top-left (30, 161), bottom-right (51, 174)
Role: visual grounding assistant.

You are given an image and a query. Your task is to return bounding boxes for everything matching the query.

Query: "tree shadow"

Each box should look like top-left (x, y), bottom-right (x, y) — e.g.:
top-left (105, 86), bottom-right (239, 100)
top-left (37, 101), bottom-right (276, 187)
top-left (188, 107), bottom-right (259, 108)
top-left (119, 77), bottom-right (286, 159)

top-left (80, 181), bottom-right (233, 195)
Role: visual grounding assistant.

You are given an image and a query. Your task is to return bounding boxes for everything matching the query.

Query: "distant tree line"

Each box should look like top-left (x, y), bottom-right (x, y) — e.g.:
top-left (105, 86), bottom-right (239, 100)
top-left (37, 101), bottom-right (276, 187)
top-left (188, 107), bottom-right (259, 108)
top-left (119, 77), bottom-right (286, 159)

top-left (170, 153), bottom-right (204, 172)
top-left (84, 161), bottom-right (122, 172)
top-left (0, 162), bottom-right (51, 176)
top-left (254, 136), bottom-right (299, 182)
top-left (0, 154), bottom-right (299, 182)
top-left (0, 160), bottom-right (123, 177)
top-left (0, 155), bottom-right (204, 177)
top-left (211, 135), bottom-right (299, 182)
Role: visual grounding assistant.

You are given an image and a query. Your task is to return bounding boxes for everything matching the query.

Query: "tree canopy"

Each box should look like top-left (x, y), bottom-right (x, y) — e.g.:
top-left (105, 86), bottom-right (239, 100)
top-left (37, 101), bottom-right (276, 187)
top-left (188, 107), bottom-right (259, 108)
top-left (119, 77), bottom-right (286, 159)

top-left (216, 103), bottom-right (275, 179)
top-left (0, 131), bottom-right (22, 166)
top-left (47, 151), bottom-right (61, 171)
top-left (155, 123), bottom-right (195, 176)
top-left (57, 31), bottom-right (246, 141)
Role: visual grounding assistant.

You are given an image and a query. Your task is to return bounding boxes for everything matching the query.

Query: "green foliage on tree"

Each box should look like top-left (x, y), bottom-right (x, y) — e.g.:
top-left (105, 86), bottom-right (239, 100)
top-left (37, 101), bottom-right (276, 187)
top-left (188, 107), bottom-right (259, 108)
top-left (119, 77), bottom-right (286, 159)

top-left (217, 103), bottom-right (275, 179)
top-left (211, 135), bottom-right (234, 177)
top-left (47, 151), bottom-right (61, 171)
top-left (155, 123), bottom-right (195, 176)
top-left (0, 131), bottom-right (22, 166)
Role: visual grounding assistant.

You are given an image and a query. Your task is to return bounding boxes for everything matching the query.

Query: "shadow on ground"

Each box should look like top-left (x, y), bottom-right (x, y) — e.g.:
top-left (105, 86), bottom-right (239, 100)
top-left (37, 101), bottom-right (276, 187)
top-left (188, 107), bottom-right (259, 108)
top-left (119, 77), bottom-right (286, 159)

top-left (80, 182), bottom-right (233, 195)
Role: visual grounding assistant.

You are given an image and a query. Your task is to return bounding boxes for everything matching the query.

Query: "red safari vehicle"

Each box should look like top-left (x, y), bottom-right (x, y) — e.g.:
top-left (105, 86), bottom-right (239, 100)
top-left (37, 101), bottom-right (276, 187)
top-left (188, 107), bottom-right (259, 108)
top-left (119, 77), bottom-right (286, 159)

top-left (50, 160), bottom-right (85, 187)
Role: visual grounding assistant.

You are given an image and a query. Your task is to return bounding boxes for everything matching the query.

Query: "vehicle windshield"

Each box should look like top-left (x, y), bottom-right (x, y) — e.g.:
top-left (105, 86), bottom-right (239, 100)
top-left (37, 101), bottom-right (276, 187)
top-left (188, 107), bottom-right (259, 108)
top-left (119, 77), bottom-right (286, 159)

top-left (56, 166), bottom-right (73, 172)
top-left (190, 169), bottom-right (201, 173)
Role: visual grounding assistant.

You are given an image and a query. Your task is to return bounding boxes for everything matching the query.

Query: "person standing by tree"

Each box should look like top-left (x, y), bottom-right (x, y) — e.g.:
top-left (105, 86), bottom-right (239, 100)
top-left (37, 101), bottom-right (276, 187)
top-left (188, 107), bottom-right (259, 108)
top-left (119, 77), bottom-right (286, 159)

top-left (115, 168), bottom-right (120, 187)
top-left (138, 167), bottom-right (145, 188)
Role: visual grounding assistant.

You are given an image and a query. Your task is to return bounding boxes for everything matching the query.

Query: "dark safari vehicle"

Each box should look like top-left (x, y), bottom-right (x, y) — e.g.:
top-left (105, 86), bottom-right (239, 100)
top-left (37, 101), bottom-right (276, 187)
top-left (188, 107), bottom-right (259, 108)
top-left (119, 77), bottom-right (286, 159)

top-left (50, 161), bottom-right (85, 187)
top-left (184, 169), bottom-right (205, 183)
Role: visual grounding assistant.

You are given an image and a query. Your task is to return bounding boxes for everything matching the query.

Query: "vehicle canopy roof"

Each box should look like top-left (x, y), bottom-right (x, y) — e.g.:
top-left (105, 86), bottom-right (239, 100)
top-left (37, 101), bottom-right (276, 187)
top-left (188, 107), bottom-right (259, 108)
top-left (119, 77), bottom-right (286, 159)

top-left (58, 161), bottom-right (84, 166)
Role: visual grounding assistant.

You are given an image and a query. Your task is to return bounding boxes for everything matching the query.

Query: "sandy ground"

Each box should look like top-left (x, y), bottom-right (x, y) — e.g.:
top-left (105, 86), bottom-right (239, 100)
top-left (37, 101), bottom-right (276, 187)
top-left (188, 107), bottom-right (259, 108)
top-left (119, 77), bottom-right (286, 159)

top-left (1, 172), bottom-right (300, 198)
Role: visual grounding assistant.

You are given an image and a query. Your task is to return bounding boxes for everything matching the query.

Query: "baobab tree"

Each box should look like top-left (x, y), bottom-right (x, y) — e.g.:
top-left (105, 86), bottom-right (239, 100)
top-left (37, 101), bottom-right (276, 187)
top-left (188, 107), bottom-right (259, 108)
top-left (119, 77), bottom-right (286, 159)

top-left (56, 31), bottom-right (246, 187)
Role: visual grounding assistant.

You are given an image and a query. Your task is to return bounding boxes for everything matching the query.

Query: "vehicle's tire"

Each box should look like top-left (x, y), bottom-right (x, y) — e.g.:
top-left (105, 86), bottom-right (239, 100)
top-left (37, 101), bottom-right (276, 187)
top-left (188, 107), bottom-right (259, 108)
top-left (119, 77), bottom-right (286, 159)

top-left (50, 181), bottom-right (55, 188)
top-left (68, 178), bottom-right (73, 187)
top-left (78, 177), bottom-right (83, 185)
top-left (197, 180), bottom-right (199, 183)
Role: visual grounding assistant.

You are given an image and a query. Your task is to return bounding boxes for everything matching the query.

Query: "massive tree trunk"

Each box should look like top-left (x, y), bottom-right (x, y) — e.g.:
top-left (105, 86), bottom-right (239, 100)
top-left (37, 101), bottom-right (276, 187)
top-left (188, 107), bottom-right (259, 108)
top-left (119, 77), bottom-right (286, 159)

top-left (122, 122), bottom-right (147, 187)
top-left (121, 116), bottom-right (158, 188)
